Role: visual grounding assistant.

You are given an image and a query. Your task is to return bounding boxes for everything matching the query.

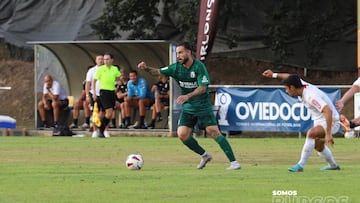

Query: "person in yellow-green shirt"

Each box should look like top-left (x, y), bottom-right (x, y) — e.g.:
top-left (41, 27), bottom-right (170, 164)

top-left (93, 53), bottom-right (121, 138)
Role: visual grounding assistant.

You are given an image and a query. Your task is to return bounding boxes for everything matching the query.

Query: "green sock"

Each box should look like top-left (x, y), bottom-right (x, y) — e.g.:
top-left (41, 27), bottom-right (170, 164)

top-left (216, 135), bottom-right (236, 162)
top-left (182, 136), bottom-right (205, 155)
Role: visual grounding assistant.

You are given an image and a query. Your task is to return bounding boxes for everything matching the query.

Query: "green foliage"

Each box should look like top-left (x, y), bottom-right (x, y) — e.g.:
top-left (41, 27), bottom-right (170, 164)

top-left (171, 0), bottom-right (199, 44)
top-left (263, 0), bottom-right (345, 67)
top-left (92, 0), bottom-right (354, 66)
top-left (0, 136), bottom-right (359, 202)
top-left (263, 1), bottom-right (297, 63)
top-left (91, 0), bottom-right (160, 40)
top-left (303, 1), bottom-right (341, 66)
top-left (217, 0), bottom-right (243, 49)
top-left (91, 0), bottom-right (242, 49)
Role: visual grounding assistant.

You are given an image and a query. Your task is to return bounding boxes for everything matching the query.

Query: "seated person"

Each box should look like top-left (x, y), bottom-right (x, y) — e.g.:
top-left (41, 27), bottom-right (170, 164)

top-left (148, 74), bottom-right (169, 129)
top-left (114, 69), bottom-right (129, 128)
top-left (69, 80), bottom-right (91, 129)
top-left (38, 75), bottom-right (68, 128)
top-left (123, 70), bottom-right (154, 129)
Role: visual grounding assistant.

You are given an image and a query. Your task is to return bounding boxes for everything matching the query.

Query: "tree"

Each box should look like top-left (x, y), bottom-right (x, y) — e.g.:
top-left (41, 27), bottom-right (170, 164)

top-left (91, 0), bottom-right (160, 40)
top-left (262, 0), bottom-right (352, 67)
top-left (91, 0), bottom-right (241, 48)
top-left (92, 0), bottom-right (354, 68)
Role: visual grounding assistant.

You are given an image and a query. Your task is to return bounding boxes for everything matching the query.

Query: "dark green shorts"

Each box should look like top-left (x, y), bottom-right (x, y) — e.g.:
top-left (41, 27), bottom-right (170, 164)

top-left (178, 111), bottom-right (217, 129)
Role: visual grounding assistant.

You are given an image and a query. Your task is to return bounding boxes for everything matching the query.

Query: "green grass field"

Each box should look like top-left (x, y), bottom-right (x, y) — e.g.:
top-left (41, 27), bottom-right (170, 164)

top-left (0, 136), bottom-right (359, 203)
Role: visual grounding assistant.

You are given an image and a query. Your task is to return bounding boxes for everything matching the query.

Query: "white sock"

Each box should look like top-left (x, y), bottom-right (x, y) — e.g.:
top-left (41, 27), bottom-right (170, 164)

top-left (298, 138), bottom-right (315, 167)
top-left (317, 146), bottom-right (337, 167)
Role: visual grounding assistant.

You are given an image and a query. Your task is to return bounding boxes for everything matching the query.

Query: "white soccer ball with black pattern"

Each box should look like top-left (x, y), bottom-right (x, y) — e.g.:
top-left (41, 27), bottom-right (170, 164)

top-left (344, 130), bottom-right (355, 139)
top-left (125, 154), bottom-right (144, 170)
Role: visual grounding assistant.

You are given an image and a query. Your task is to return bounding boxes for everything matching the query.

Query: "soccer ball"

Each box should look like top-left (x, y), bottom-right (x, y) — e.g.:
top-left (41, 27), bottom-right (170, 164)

top-left (344, 130), bottom-right (355, 139)
top-left (125, 154), bottom-right (144, 170)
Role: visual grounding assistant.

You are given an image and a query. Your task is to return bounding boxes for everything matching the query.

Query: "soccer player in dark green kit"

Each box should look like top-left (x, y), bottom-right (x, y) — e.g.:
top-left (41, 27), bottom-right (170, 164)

top-left (138, 42), bottom-right (240, 170)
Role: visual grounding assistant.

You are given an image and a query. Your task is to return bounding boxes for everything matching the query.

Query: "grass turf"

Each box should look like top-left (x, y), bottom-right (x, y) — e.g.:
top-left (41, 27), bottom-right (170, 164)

top-left (0, 136), bottom-right (359, 203)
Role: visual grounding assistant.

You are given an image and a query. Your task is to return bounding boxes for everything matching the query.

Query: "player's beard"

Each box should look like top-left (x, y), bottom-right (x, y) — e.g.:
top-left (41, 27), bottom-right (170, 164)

top-left (179, 56), bottom-right (189, 65)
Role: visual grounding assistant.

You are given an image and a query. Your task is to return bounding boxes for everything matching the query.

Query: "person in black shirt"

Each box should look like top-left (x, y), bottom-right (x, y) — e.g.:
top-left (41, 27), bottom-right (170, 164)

top-left (115, 69), bottom-right (129, 128)
top-left (148, 74), bottom-right (169, 129)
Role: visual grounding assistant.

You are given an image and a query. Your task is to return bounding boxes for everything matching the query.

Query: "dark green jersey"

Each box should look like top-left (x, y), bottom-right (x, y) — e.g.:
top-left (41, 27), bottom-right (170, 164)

top-left (160, 60), bottom-right (212, 114)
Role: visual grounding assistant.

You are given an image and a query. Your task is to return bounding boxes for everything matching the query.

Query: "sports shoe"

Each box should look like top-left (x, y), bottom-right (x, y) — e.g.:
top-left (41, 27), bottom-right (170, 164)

top-left (128, 121), bottom-right (138, 129)
top-left (124, 119), bottom-right (131, 128)
top-left (104, 131), bottom-right (110, 138)
top-left (288, 164), bottom-right (304, 172)
top-left (197, 153), bottom-right (212, 169)
top-left (69, 123), bottom-right (77, 129)
top-left (227, 161), bottom-right (241, 170)
top-left (119, 123), bottom-right (128, 129)
top-left (80, 123), bottom-right (90, 129)
top-left (340, 114), bottom-right (351, 132)
top-left (156, 114), bottom-right (163, 122)
top-left (109, 123), bottom-right (116, 128)
top-left (98, 131), bottom-right (105, 138)
top-left (147, 121), bottom-right (155, 129)
top-left (39, 123), bottom-right (48, 130)
top-left (320, 165), bottom-right (340, 171)
top-left (134, 124), bottom-right (147, 129)
top-left (92, 130), bottom-right (100, 138)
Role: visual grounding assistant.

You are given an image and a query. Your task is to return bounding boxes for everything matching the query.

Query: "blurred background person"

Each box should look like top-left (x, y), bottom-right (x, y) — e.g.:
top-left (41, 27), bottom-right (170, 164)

top-left (38, 75), bottom-right (68, 128)
top-left (123, 70), bottom-right (154, 129)
top-left (148, 74), bottom-right (169, 129)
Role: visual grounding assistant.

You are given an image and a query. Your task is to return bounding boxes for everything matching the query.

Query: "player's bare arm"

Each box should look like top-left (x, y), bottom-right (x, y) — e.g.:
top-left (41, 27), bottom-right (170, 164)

top-left (42, 94), bottom-right (49, 108)
top-left (336, 85), bottom-right (360, 111)
top-left (176, 86), bottom-right (207, 104)
top-left (322, 105), bottom-right (335, 146)
top-left (92, 79), bottom-right (97, 100)
top-left (262, 69), bottom-right (290, 80)
top-left (46, 88), bottom-right (54, 99)
top-left (137, 61), bottom-right (160, 76)
top-left (85, 81), bottom-right (91, 103)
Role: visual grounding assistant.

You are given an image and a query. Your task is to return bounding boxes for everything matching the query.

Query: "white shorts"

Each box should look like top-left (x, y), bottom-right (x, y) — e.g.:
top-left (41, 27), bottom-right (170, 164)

top-left (314, 118), bottom-right (340, 135)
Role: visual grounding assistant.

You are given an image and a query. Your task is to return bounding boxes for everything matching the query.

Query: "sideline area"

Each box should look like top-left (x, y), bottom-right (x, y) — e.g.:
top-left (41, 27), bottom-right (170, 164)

top-left (26, 128), bottom-right (171, 137)
top-left (26, 129), bottom-right (172, 137)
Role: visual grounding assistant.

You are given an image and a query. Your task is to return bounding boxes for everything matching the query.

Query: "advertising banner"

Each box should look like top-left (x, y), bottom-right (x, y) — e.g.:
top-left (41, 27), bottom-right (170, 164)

top-left (215, 87), bottom-right (341, 132)
top-left (196, 0), bottom-right (221, 62)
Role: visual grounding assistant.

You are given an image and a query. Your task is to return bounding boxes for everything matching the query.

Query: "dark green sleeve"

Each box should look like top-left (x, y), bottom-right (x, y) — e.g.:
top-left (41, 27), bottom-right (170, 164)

top-left (160, 63), bottom-right (175, 77)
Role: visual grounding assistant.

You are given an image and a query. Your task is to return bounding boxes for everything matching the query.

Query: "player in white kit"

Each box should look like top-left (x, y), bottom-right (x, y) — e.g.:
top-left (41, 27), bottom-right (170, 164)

top-left (263, 69), bottom-right (341, 172)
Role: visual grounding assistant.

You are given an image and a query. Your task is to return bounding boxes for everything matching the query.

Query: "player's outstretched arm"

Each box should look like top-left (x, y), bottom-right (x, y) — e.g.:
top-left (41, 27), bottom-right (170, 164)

top-left (262, 69), bottom-right (290, 80)
top-left (336, 85), bottom-right (360, 111)
top-left (137, 61), bottom-right (160, 76)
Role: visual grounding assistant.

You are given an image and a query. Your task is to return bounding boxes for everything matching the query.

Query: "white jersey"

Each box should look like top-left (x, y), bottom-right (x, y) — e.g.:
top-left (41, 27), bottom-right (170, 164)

top-left (298, 79), bottom-right (339, 122)
top-left (43, 80), bottom-right (67, 100)
top-left (86, 65), bottom-right (100, 96)
top-left (352, 77), bottom-right (360, 87)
